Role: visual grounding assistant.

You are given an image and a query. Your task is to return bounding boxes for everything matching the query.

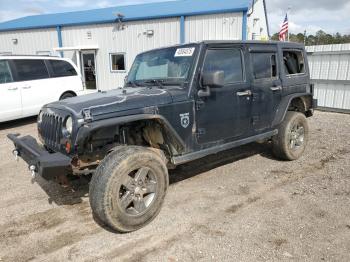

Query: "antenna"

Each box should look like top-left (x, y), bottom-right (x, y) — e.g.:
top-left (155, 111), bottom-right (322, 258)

top-left (114, 12), bottom-right (125, 30)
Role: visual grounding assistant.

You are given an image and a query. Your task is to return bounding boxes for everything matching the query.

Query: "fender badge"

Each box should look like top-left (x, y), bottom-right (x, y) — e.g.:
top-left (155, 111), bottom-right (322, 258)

top-left (180, 113), bottom-right (190, 128)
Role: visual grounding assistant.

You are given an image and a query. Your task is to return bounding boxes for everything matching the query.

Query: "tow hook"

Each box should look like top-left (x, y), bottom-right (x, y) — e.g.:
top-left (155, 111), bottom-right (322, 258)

top-left (12, 150), bottom-right (19, 161)
top-left (29, 165), bottom-right (37, 179)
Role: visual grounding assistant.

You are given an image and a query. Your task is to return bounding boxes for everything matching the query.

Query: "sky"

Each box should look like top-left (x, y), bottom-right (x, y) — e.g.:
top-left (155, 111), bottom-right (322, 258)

top-left (0, 0), bottom-right (349, 35)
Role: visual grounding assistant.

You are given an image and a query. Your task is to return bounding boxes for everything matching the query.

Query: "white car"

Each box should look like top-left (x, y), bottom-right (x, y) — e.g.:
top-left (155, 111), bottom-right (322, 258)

top-left (0, 55), bottom-right (93, 123)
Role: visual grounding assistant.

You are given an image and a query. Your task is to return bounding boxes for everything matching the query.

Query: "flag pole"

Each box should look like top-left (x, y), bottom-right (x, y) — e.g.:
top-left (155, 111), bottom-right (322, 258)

top-left (287, 6), bottom-right (291, 41)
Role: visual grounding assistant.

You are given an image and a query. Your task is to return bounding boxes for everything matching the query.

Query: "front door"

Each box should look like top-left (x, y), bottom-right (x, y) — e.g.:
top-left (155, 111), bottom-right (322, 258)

top-left (250, 47), bottom-right (282, 131)
top-left (0, 60), bottom-right (22, 122)
top-left (195, 46), bottom-right (252, 145)
top-left (81, 51), bottom-right (97, 89)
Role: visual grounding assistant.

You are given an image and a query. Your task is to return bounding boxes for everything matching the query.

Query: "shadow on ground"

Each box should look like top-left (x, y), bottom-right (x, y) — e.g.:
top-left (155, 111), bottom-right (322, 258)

top-left (0, 116), bottom-right (37, 131)
top-left (36, 142), bottom-right (273, 207)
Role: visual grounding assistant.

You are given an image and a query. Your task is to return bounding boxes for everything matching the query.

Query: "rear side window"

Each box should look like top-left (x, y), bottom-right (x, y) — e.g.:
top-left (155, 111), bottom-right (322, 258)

top-left (283, 50), bottom-right (305, 75)
top-left (203, 49), bottom-right (244, 84)
top-left (0, 60), bottom-right (13, 84)
top-left (49, 60), bottom-right (77, 77)
top-left (252, 53), bottom-right (277, 80)
top-left (13, 59), bottom-right (49, 81)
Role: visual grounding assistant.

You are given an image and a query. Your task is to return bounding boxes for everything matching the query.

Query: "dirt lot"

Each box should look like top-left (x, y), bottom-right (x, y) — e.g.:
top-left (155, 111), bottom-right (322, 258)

top-left (0, 111), bottom-right (349, 262)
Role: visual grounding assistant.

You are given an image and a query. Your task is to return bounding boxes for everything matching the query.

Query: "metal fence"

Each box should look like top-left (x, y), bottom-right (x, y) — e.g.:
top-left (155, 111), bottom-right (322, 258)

top-left (306, 44), bottom-right (350, 113)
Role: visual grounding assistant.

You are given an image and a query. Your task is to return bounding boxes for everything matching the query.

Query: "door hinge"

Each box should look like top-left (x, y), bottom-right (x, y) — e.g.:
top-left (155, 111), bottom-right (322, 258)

top-left (252, 116), bottom-right (259, 125)
top-left (196, 100), bottom-right (205, 110)
top-left (195, 128), bottom-right (206, 138)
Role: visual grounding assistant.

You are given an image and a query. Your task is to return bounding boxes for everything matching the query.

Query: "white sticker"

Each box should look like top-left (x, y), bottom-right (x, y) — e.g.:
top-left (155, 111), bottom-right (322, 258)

top-left (175, 47), bottom-right (195, 57)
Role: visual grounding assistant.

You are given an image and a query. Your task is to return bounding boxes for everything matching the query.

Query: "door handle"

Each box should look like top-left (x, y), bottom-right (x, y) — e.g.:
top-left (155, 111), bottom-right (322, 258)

top-left (8, 87), bottom-right (18, 91)
top-left (22, 86), bottom-right (31, 89)
top-left (270, 86), bottom-right (282, 91)
top-left (237, 90), bottom-right (252, 97)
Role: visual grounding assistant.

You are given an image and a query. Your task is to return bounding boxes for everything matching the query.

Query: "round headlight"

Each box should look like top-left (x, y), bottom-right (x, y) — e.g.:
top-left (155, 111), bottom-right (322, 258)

top-left (64, 116), bottom-right (73, 134)
top-left (38, 111), bottom-right (43, 124)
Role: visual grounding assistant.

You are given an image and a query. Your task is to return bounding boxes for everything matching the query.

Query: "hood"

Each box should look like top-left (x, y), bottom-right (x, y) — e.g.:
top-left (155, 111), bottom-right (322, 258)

top-left (46, 87), bottom-right (173, 117)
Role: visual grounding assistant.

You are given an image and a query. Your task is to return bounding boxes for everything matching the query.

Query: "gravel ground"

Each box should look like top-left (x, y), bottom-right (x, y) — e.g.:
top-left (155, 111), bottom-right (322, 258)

top-left (0, 111), bottom-right (349, 262)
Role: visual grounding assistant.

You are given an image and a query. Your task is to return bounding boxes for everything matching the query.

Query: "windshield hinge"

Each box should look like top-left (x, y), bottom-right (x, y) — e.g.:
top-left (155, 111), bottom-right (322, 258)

top-left (196, 100), bottom-right (205, 110)
top-left (83, 108), bottom-right (93, 122)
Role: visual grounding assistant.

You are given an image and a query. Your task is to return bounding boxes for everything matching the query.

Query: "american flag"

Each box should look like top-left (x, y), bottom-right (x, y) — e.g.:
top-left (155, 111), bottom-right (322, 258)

top-left (279, 14), bottom-right (289, 41)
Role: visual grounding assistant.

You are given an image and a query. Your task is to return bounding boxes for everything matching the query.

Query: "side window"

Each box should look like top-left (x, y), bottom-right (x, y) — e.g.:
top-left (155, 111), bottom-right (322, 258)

top-left (283, 50), bottom-right (305, 75)
top-left (252, 53), bottom-right (277, 80)
top-left (49, 60), bottom-right (77, 77)
top-left (203, 49), bottom-right (244, 84)
top-left (110, 53), bottom-right (126, 72)
top-left (13, 59), bottom-right (49, 81)
top-left (0, 60), bottom-right (13, 84)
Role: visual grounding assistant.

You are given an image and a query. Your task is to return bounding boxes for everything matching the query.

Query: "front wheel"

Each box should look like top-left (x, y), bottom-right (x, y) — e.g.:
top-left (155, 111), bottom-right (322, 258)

top-left (89, 146), bottom-right (169, 232)
top-left (272, 112), bottom-right (309, 161)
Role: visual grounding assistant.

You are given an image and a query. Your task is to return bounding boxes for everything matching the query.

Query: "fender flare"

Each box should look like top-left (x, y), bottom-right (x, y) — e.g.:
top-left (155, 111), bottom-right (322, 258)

top-left (272, 93), bottom-right (313, 127)
top-left (75, 114), bottom-right (186, 149)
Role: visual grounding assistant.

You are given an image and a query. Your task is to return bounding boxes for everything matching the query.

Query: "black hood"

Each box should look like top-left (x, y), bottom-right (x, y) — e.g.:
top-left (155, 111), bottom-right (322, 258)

top-left (46, 87), bottom-right (173, 117)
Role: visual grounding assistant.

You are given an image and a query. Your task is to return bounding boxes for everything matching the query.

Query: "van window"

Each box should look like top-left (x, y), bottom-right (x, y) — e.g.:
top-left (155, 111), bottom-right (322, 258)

top-left (283, 50), bottom-right (305, 75)
top-left (0, 60), bottom-right (13, 84)
top-left (13, 59), bottom-right (49, 81)
top-left (252, 53), bottom-right (277, 79)
top-left (203, 49), bottom-right (244, 84)
top-left (49, 60), bottom-right (77, 77)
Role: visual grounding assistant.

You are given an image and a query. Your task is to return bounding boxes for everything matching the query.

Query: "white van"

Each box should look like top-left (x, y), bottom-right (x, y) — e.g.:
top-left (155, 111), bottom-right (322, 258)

top-left (0, 55), bottom-right (94, 123)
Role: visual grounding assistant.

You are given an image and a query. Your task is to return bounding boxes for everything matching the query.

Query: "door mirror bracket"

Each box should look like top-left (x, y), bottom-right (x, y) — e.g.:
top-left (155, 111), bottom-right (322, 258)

top-left (198, 86), bottom-right (211, 98)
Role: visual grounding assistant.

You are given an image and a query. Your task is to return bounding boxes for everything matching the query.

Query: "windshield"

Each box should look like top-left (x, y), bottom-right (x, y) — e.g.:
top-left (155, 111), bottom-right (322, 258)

top-left (126, 45), bottom-right (197, 87)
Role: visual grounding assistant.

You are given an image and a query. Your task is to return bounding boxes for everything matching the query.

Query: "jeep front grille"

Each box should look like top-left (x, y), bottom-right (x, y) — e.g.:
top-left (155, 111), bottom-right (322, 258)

top-left (40, 113), bottom-right (64, 150)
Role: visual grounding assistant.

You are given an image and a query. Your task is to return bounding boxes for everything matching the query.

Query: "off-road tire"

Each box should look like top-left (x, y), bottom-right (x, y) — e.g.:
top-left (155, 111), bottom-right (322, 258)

top-left (89, 146), bottom-right (169, 233)
top-left (272, 111), bottom-right (309, 161)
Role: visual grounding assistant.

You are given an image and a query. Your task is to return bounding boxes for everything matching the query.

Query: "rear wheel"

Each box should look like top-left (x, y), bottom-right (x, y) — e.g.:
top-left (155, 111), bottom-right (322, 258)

top-left (89, 146), bottom-right (169, 232)
top-left (272, 111), bottom-right (309, 160)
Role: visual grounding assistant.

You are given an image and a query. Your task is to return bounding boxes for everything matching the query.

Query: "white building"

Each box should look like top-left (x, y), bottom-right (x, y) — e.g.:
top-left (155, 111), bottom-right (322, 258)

top-left (0, 0), bottom-right (269, 90)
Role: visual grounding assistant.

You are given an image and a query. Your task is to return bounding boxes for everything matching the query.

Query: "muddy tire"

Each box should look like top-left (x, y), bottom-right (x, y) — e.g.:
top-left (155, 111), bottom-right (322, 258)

top-left (272, 112), bottom-right (309, 161)
top-left (89, 146), bottom-right (169, 233)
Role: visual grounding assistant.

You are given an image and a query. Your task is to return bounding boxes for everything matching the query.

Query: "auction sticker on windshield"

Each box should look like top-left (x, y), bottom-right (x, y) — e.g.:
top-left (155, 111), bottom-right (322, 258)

top-left (175, 47), bottom-right (196, 57)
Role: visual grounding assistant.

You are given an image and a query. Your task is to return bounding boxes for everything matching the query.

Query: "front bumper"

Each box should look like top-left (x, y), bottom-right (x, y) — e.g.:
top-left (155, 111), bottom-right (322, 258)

top-left (7, 134), bottom-right (72, 180)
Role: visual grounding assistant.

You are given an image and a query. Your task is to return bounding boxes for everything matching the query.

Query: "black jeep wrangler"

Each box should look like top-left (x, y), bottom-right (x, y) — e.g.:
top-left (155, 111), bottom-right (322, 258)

top-left (8, 41), bottom-right (316, 232)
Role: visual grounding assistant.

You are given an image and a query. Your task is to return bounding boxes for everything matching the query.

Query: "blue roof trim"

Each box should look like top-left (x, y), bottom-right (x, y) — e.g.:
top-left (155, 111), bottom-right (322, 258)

top-left (0, 0), bottom-right (250, 32)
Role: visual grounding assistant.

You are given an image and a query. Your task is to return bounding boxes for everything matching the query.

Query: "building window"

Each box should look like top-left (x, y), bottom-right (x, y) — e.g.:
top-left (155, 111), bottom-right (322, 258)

top-left (110, 53), bottom-right (126, 72)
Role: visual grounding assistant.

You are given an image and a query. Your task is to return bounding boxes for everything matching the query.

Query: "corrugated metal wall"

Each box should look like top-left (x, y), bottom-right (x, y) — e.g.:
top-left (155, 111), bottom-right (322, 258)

top-left (306, 44), bottom-right (350, 112)
top-left (0, 12), bottom-right (245, 91)
top-left (0, 28), bottom-right (58, 55)
top-left (185, 12), bottom-right (243, 42)
top-left (62, 18), bottom-right (180, 90)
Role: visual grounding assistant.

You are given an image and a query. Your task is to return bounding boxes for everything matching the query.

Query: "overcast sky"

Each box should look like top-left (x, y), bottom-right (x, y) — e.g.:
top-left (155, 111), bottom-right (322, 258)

top-left (0, 0), bottom-right (349, 35)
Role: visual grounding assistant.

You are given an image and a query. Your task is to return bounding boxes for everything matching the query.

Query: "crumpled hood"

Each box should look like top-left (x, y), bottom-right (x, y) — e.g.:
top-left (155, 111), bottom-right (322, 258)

top-left (46, 87), bottom-right (173, 117)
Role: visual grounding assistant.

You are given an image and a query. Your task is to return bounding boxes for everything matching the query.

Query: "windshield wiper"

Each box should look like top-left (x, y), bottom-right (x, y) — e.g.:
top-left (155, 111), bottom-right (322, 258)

top-left (126, 80), bottom-right (141, 88)
top-left (142, 79), bottom-right (164, 89)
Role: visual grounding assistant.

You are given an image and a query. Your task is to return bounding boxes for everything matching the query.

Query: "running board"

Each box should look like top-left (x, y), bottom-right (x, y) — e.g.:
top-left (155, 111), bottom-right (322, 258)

top-left (171, 130), bottom-right (278, 165)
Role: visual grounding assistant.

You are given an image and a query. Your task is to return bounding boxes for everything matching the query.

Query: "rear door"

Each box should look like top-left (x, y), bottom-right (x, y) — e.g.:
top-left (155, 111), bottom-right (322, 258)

top-left (0, 60), bottom-right (22, 122)
top-left (12, 59), bottom-right (52, 116)
top-left (250, 45), bottom-right (282, 131)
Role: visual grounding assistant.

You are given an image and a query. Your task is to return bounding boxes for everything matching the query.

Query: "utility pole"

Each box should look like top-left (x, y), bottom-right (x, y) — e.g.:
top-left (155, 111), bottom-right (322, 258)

top-left (304, 30), bottom-right (307, 45)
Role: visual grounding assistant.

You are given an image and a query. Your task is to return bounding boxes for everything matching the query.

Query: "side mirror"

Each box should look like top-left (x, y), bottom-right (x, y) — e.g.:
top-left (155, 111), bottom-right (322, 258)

top-left (202, 70), bottom-right (224, 88)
